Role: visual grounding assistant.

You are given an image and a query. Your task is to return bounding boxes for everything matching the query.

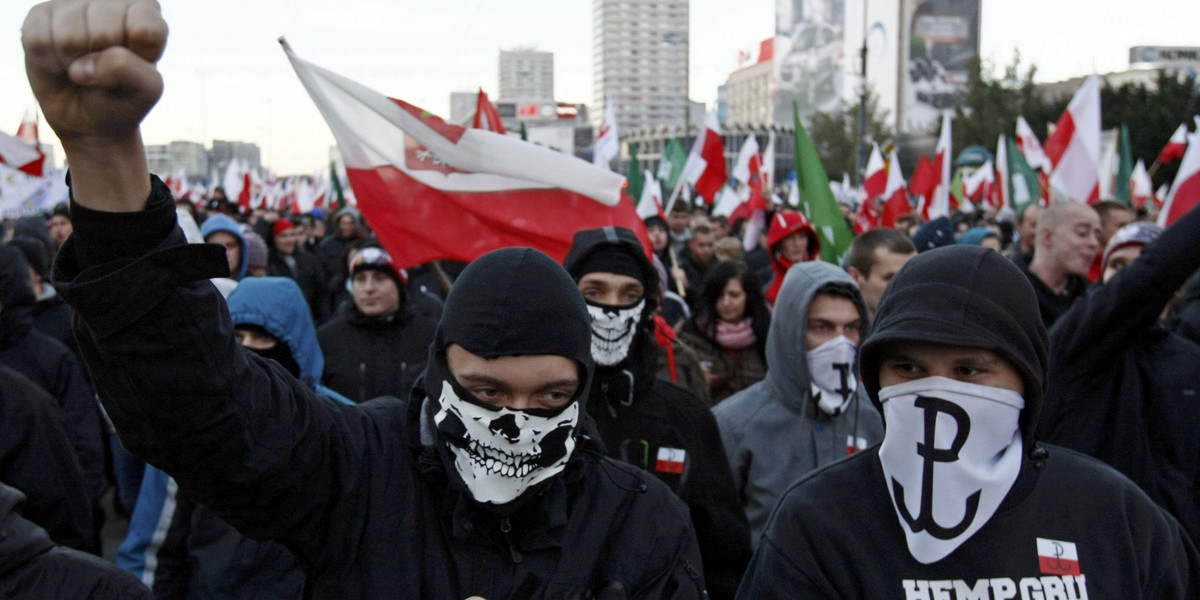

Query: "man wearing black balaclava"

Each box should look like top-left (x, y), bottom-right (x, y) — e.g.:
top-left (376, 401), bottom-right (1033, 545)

top-left (29, 3), bottom-right (707, 597)
top-left (736, 245), bottom-right (1199, 598)
top-left (564, 226), bottom-right (750, 600)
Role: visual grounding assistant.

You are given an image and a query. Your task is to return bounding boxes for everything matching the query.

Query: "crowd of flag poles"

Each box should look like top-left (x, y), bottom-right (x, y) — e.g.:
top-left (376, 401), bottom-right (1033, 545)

top-left (2, 53), bottom-right (1199, 269)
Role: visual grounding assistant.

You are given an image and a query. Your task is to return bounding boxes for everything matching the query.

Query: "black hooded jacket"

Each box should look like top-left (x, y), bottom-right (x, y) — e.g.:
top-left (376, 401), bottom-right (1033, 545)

top-left (1039, 203), bottom-right (1200, 542)
top-left (0, 246), bottom-right (105, 503)
top-left (0, 365), bottom-right (96, 554)
top-left (737, 246), bottom-right (1198, 599)
top-left (52, 177), bottom-right (707, 599)
top-left (564, 227), bottom-right (751, 600)
top-left (0, 483), bottom-right (151, 600)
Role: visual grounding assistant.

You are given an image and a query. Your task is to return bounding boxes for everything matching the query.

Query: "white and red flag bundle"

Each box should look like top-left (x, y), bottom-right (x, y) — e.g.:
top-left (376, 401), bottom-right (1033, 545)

top-left (472, 89), bottom-right (506, 135)
top-left (1130, 159), bottom-right (1153, 209)
top-left (680, 110), bottom-right (728, 205)
top-left (1157, 123), bottom-right (1188, 164)
top-left (731, 134), bottom-right (764, 203)
top-left (593, 94), bottom-right (619, 170)
top-left (1158, 128), bottom-right (1200, 227)
top-left (0, 129), bottom-right (44, 177)
top-left (635, 170), bottom-right (665, 222)
top-left (1044, 74), bottom-right (1101, 203)
top-left (855, 143), bottom-right (887, 233)
top-left (282, 40), bottom-right (645, 268)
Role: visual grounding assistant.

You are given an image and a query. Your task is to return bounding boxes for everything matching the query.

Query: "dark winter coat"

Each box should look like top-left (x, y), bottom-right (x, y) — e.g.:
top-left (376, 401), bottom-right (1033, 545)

top-left (267, 247), bottom-right (331, 324)
top-left (1039, 202), bottom-right (1200, 542)
top-left (0, 483), bottom-right (152, 600)
top-left (563, 226), bottom-right (751, 600)
top-left (318, 306), bottom-right (437, 404)
top-left (0, 246), bottom-right (105, 502)
top-left (0, 366), bottom-right (97, 554)
top-left (736, 445), bottom-right (1199, 598)
top-left (54, 177), bottom-right (707, 599)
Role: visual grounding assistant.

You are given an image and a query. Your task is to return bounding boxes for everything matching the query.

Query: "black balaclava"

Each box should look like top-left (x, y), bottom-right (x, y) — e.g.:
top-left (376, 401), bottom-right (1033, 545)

top-left (236, 324), bottom-right (302, 380)
top-left (562, 227), bottom-right (660, 410)
top-left (422, 247), bottom-right (593, 513)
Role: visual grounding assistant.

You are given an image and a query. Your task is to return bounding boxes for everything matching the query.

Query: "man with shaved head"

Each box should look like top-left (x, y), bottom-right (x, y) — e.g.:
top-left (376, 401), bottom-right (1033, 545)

top-left (1020, 202), bottom-right (1101, 328)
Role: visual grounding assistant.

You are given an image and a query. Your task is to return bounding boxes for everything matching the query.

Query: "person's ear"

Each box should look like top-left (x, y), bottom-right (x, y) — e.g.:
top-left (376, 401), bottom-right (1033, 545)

top-left (848, 265), bottom-right (866, 286)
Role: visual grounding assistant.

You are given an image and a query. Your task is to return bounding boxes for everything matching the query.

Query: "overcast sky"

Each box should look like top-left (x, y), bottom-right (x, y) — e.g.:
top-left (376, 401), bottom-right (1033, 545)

top-left (1, 0), bottom-right (1196, 174)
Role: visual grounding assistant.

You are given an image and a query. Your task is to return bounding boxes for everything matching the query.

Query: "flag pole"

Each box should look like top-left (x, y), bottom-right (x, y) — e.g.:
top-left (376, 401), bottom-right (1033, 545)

top-left (1147, 159), bottom-right (1162, 179)
top-left (667, 246), bottom-right (687, 299)
top-left (663, 176), bottom-right (686, 216)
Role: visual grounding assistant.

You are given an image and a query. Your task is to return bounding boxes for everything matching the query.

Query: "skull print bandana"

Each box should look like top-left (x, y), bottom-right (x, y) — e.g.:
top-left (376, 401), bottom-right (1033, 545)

top-left (433, 380), bottom-right (579, 505)
top-left (586, 299), bottom-right (645, 366)
top-left (877, 376), bottom-right (1024, 564)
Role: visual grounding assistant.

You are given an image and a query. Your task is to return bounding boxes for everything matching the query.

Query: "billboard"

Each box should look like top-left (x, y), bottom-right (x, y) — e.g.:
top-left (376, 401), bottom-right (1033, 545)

top-left (775, 0), bottom-right (847, 125)
top-left (900, 0), bottom-right (979, 133)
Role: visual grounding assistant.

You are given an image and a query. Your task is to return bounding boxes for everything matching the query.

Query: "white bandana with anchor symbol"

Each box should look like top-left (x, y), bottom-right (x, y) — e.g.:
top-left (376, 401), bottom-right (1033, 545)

top-left (807, 335), bottom-right (859, 416)
top-left (433, 381), bottom-right (579, 505)
top-left (877, 377), bottom-right (1024, 564)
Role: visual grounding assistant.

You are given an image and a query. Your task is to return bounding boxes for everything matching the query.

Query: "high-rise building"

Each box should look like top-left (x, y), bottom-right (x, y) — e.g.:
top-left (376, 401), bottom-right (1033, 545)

top-left (145, 144), bottom-right (171, 176)
top-left (210, 140), bottom-right (261, 175)
top-left (169, 141), bottom-right (208, 179)
top-left (592, 0), bottom-right (690, 134)
top-left (499, 48), bottom-right (554, 102)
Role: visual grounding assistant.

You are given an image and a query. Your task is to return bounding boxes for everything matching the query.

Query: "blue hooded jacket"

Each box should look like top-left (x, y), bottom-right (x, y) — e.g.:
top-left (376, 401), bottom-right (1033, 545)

top-left (199, 214), bottom-right (248, 280)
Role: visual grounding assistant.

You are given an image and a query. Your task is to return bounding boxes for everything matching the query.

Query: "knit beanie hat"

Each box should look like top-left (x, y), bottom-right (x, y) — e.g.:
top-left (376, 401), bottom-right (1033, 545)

top-left (1102, 221), bottom-right (1162, 272)
top-left (7, 237), bottom-right (49, 279)
top-left (273, 219), bottom-right (295, 237)
top-left (243, 231), bottom-right (269, 271)
top-left (349, 246), bottom-right (408, 287)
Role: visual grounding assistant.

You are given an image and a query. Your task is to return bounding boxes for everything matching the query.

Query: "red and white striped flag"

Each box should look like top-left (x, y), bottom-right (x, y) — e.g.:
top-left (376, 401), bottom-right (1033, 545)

top-left (1130, 159), bottom-right (1153, 209)
top-left (1044, 75), bottom-right (1101, 204)
top-left (0, 129), bottom-right (44, 177)
top-left (593, 94), bottom-right (619, 170)
top-left (863, 143), bottom-right (886, 201)
top-left (1158, 129), bottom-right (1200, 227)
top-left (881, 149), bottom-right (910, 228)
top-left (282, 40), bottom-right (646, 268)
top-left (1157, 123), bottom-right (1188, 164)
top-left (681, 110), bottom-right (728, 204)
top-left (922, 113), bottom-right (952, 220)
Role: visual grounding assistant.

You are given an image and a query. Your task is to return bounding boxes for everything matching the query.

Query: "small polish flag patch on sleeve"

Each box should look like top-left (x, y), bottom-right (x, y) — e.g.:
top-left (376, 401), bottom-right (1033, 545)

top-left (655, 447), bottom-right (687, 474)
top-left (846, 435), bottom-right (868, 455)
top-left (1036, 538), bottom-right (1081, 576)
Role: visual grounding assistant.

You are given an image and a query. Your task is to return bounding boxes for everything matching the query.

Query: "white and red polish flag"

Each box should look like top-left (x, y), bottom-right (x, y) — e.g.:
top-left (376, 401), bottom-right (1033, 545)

top-left (921, 112), bottom-right (952, 220)
top-left (681, 110), bottom-right (728, 204)
top-left (593, 94), bottom-right (619, 169)
top-left (635, 170), bottom-right (665, 222)
top-left (1044, 74), bottom-right (1101, 204)
top-left (472, 88), bottom-right (506, 135)
top-left (863, 143), bottom-right (887, 201)
top-left (1015, 116), bottom-right (1051, 172)
top-left (1158, 129), bottom-right (1200, 227)
top-left (1157, 123), bottom-right (1188, 164)
top-left (1130, 159), bottom-right (1153, 209)
top-left (0, 129), bottom-right (44, 177)
top-left (282, 40), bottom-right (645, 267)
top-left (881, 148), bottom-right (910, 228)
top-left (1036, 538), bottom-right (1081, 577)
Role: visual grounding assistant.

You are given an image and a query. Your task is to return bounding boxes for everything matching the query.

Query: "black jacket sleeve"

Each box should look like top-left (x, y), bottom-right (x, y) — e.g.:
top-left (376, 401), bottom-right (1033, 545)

top-left (50, 176), bottom-right (385, 566)
top-left (1041, 204), bottom-right (1200, 436)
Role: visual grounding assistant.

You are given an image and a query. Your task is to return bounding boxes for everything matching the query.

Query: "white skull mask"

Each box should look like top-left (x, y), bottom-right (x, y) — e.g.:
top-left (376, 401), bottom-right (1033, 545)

top-left (587, 299), bottom-right (645, 366)
top-left (433, 381), bottom-right (579, 505)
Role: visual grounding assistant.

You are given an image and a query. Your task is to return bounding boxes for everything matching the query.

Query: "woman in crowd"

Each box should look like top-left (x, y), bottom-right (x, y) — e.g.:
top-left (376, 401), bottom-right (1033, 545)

top-left (679, 260), bottom-right (770, 405)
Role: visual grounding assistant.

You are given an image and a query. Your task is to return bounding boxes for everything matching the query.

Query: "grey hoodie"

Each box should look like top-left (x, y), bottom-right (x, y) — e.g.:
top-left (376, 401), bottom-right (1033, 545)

top-left (713, 261), bottom-right (884, 548)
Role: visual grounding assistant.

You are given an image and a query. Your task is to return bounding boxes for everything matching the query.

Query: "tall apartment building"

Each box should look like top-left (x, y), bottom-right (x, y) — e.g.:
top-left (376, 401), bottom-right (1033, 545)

top-left (169, 141), bottom-right (208, 178)
top-left (499, 48), bottom-right (554, 102)
top-left (592, 0), bottom-right (689, 134)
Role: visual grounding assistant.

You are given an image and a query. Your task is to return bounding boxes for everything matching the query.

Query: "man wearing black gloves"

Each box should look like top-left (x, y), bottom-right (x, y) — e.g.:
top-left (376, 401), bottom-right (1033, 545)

top-left (28, 1), bottom-right (707, 597)
top-left (737, 245), bottom-right (1199, 598)
top-left (564, 227), bottom-right (751, 599)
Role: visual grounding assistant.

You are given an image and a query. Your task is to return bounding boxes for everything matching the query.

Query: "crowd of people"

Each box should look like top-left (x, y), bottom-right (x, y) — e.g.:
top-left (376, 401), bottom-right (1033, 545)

top-left (2, 0), bottom-right (1200, 598)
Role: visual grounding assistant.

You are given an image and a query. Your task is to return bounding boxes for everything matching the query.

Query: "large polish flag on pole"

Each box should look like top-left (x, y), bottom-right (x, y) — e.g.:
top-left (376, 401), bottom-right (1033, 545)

top-left (680, 110), bottom-right (728, 205)
top-left (1044, 74), bottom-right (1101, 203)
top-left (922, 112), bottom-right (952, 220)
top-left (1015, 116), bottom-right (1051, 172)
top-left (282, 40), bottom-right (644, 267)
top-left (1158, 129), bottom-right (1200, 227)
top-left (593, 94), bottom-right (619, 169)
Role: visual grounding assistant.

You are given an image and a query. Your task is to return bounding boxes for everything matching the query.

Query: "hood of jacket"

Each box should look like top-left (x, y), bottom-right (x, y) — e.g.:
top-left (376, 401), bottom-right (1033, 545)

top-left (0, 245), bottom-right (36, 345)
top-left (200, 213), bottom-right (249, 280)
top-left (765, 260), bottom-right (868, 410)
top-left (858, 245), bottom-right (1048, 446)
top-left (0, 482), bottom-right (55, 576)
top-left (226, 277), bottom-right (326, 388)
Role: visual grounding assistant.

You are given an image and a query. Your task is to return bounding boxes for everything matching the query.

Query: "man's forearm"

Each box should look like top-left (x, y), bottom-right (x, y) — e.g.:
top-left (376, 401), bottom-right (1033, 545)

top-left (64, 134), bottom-right (152, 212)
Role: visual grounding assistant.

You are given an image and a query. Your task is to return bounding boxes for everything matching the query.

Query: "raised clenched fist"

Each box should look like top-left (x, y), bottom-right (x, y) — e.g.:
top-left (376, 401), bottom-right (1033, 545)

top-left (22, 0), bottom-right (168, 211)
